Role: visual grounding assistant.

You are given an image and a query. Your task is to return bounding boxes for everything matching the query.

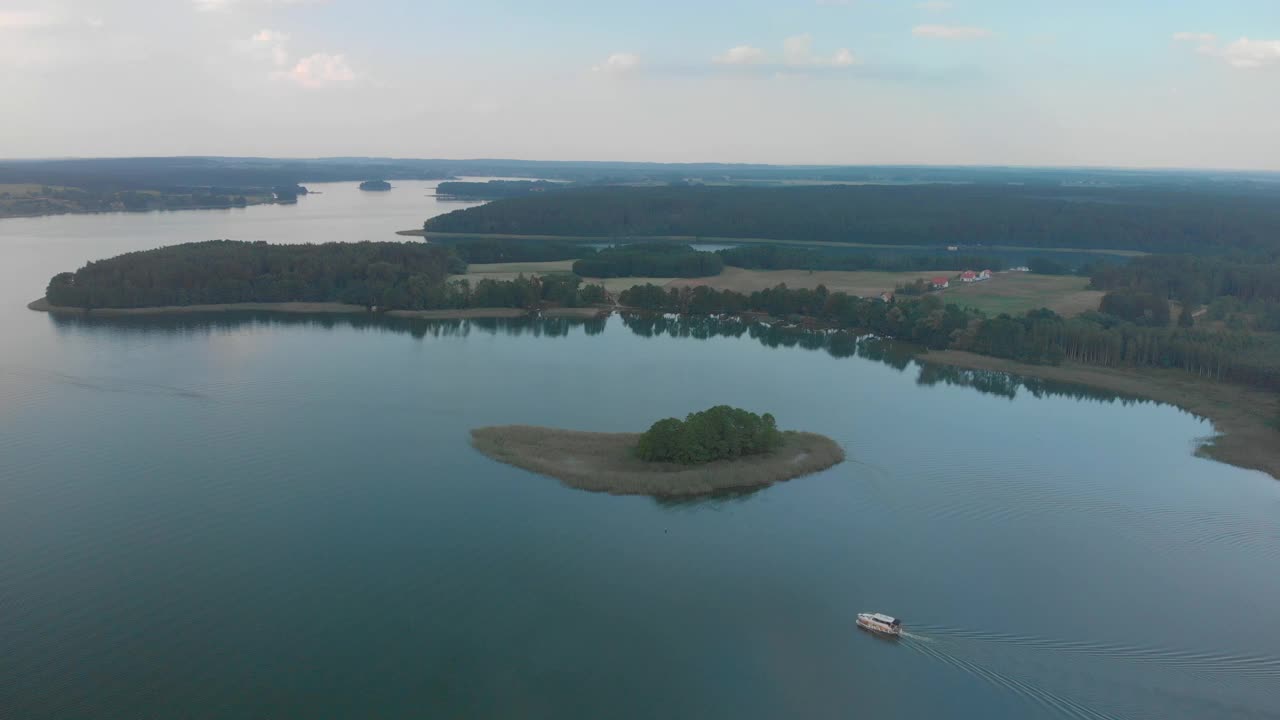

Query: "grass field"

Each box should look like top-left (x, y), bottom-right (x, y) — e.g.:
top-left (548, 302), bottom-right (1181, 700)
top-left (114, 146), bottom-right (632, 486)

top-left (938, 273), bottom-right (1103, 316)
top-left (455, 261), bottom-right (675, 295)
top-left (667, 267), bottom-right (944, 297)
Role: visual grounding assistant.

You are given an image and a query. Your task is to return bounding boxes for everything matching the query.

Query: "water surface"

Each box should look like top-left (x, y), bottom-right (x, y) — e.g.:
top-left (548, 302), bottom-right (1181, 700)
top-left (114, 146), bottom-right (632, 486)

top-left (0, 190), bottom-right (1278, 719)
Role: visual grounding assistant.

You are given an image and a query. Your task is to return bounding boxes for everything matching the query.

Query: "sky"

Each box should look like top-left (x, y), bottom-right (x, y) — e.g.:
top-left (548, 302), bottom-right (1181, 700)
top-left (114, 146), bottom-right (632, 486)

top-left (1, 0), bottom-right (1278, 169)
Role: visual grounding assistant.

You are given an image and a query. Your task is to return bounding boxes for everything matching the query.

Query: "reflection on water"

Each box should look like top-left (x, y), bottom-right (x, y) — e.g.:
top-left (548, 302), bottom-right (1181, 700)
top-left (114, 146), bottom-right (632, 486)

top-left (49, 310), bottom-right (1144, 409)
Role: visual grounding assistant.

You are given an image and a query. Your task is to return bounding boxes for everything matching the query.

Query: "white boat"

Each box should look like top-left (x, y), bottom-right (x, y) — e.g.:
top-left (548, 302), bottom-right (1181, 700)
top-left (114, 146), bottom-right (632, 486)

top-left (856, 612), bottom-right (902, 637)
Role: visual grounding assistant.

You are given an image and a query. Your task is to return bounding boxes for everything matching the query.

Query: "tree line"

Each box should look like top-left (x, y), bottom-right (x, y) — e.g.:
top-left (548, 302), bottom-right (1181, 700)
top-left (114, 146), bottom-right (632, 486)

top-left (617, 282), bottom-right (1280, 392)
top-left (637, 406), bottom-right (783, 465)
top-left (423, 184), bottom-right (1280, 254)
top-left (572, 244), bottom-right (723, 278)
top-left (716, 245), bottom-right (1008, 272)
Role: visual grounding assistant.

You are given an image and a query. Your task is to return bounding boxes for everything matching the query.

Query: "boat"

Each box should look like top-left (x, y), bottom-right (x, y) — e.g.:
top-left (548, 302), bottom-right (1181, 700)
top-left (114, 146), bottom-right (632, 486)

top-left (856, 612), bottom-right (902, 637)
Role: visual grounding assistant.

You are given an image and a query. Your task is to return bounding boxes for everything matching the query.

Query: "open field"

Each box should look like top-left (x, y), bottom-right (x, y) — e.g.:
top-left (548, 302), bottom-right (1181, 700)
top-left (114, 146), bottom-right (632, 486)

top-left (449, 260), bottom-right (576, 285)
top-left (938, 273), bottom-right (1104, 316)
top-left (471, 425), bottom-right (845, 496)
top-left (923, 350), bottom-right (1280, 480)
top-left (667, 267), bottom-right (944, 297)
top-left (402, 229), bottom-right (1149, 257)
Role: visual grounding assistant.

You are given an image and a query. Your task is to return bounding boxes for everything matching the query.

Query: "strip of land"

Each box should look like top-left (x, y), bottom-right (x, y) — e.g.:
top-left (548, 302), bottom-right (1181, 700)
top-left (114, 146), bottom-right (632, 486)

top-left (923, 350), bottom-right (1280, 480)
top-left (399, 229), bottom-right (1149, 257)
top-left (471, 425), bottom-right (845, 496)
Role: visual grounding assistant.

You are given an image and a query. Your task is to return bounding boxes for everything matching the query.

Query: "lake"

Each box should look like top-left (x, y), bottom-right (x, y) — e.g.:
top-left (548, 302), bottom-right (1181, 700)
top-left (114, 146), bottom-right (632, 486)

top-left (1, 184), bottom-right (1278, 719)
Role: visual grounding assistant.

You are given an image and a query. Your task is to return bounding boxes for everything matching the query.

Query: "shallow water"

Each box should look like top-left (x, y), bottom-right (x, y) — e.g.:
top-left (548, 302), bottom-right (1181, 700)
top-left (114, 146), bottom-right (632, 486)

top-left (0, 188), bottom-right (1278, 719)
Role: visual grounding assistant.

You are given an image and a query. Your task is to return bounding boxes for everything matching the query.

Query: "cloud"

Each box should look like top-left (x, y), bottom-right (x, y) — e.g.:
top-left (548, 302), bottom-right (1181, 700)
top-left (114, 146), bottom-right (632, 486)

top-left (1172, 32), bottom-right (1217, 44)
top-left (912, 24), bottom-right (992, 40)
top-left (287, 52), bottom-right (354, 87)
top-left (713, 45), bottom-right (766, 65)
top-left (714, 35), bottom-right (857, 70)
top-left (1175, 33), bottom-right (1280, 69)
top-left (1218, 37), bottom-right (1280, 68)
top-left (916, 1), bottom-right (953, 10)
top-left (251, 28), bottom-right (290, 66)
top-left (194, 0), bottom-right (321, 11)
top-left (593, 52), bottom-right (640, 73)
top-left (0, 10), bottom-right (61, 29)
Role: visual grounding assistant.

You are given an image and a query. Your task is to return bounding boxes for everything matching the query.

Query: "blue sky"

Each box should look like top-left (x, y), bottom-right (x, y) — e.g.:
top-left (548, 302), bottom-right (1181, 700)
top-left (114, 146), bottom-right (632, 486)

top-left (1, 0), bottom-right (1278, 168)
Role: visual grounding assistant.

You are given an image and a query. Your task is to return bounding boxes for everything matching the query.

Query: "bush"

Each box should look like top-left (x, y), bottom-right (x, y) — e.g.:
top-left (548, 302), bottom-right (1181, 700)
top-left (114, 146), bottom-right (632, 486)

top-left (636, 406), bottom-right (784, 465)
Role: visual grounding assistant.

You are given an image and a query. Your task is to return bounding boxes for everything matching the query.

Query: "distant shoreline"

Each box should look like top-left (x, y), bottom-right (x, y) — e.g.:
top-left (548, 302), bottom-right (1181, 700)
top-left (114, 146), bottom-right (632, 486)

top-left (470, 425), bottom-right (845, 496)
top-left (26, 297), bottom-right (609, 320)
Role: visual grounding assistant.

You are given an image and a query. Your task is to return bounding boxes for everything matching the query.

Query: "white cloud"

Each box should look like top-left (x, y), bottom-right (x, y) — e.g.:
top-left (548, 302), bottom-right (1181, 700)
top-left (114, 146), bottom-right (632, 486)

top-left (916, 1), bottom-right (953, 11)
top-left (1173, 32), bottom-right (1217, 44)
top-left (912, 24), bottom-right (992, 40)
top-left (713, 45), bottom-right (766, 65)
top-left (287, 52), bottom-right (354, 88)
top-left (0, 10), bottom-right (61, 29)
top-left (194, 0), bottom-right (321, 11)
top-left (251, 28), bottom-right (290, 66)
top-left (593, 52), bottom-right (640, 73)
top-left (1218, 37), bottom-right (1280, 69)
top-left (712, 35), bottom-right (857, 70)
top-left (1175, 33), bottom-right (1280, 69)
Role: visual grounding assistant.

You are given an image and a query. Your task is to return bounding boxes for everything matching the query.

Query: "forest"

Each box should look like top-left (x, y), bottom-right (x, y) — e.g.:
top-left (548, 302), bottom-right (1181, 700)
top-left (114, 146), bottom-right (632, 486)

top-left (636, 406), bottom-right (783, 464)
top-left (43, 240), bottom-right (607, 312)
top-left (423, 184), bottom-right (1280, 254)
top-left (435, 180), bottom-right (565, 199)
top-left (572, 244), bottom-right (724, 278)
top-left (716, 245), bottom-right (1008, 272)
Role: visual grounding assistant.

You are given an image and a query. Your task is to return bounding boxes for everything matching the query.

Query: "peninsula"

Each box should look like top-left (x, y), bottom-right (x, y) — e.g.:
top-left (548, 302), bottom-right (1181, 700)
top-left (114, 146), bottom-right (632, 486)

top-left (471, 406), bottom-right (845, 496)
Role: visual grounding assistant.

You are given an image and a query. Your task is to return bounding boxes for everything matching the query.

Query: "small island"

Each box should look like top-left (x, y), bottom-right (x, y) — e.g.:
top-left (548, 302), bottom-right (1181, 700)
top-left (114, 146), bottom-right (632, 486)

top-left (471, 406), bottom-right (845, 496)
top-left (359, 180), bottom-right (392, 191)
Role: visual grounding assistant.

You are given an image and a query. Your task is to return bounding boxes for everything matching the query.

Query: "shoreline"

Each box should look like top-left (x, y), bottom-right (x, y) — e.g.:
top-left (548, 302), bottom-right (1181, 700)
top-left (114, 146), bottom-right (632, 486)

top-left (922, 350), bottom-right (1280, 480)
top-left (27, 297), bottom-right (610, 321)
top-left (471, 425), bottom-right (845, 496)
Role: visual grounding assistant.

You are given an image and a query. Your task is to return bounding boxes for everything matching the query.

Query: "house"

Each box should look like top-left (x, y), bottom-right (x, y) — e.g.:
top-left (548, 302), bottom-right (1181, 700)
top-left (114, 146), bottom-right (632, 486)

top-left (978, 269), bottom-right (992, 281)
top-left (1010, 266), bottom-right (1030, 272)
top-left (946, 245), bottom-right (959, 252)
top-left (960, 270), bottom-right (978, 283)
top-left (931, 277), bottom-right (950, 290)
top-left (879, 291), bottom-right (894, 303)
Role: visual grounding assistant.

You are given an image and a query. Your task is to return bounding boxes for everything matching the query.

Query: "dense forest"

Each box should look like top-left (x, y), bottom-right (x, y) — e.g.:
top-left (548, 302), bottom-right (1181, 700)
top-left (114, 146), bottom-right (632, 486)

top-left (572, 244), bottom-right (723, 278)
top-left (0, 185), bottom-right (278, 218)
top-left (423, 185), bottom-right (1280, 254)
top-left (441, 238), bottom-right (590, 264)
top-left (435, 180), bottom-right (565, 199)
top-left (1089, 254), bottom-right (1280, 331)
top-left (43, 240), bottom-right (607, 312)
top-left (617, 283), bottom-right (1280, 392)
top-left (636, 406), bottom-right (783, 464)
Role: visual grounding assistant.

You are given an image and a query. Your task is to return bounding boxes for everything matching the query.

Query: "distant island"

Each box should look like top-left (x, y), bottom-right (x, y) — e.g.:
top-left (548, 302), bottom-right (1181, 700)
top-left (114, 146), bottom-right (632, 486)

top-left (359, 180), bottom-right (392, 191)
top-left (471, 406), bottom-right (845, 496)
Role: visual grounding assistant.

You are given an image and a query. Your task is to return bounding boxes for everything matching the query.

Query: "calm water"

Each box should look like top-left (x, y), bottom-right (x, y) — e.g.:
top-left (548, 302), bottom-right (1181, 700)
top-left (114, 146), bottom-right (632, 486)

top-left (1, 187), bottom-right (1279, 719)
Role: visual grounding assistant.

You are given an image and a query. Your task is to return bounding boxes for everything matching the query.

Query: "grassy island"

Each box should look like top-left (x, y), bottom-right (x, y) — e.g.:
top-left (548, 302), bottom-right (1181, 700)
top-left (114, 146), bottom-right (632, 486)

top-left (471, 407), bottom-right (845, 496)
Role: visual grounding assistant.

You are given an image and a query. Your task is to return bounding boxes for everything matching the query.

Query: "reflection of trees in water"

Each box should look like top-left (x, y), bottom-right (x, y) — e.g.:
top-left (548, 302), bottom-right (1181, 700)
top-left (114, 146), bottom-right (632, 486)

top-left (51, 310), bottom-right (1149, 409)
top-left (48, 311), bottom-right (608, 341)
top-left (650, 484), bottom-right (766, 510)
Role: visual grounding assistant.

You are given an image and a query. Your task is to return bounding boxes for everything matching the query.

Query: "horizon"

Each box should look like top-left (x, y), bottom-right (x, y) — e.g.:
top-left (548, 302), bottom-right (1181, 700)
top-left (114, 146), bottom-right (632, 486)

top-left (4, 155), bottom-right (1280, 176)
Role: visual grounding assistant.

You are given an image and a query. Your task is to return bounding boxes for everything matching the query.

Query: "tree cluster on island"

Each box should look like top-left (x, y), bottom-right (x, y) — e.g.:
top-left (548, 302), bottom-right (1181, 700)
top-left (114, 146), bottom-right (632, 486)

top-left (636, 406), bottom-right (784, 465)
top-left (359, 180), bottom-right (392, 191)
top-left (44, 241), bottom-right (608, 312)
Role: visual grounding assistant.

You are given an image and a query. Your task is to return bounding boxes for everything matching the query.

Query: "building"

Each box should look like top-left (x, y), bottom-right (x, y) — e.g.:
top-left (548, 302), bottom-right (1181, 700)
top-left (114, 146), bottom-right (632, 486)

top-left (978, 269), bottom-right (992, 281)
top-left (879, 291), bottom-right (894, 303)
top-left (931, 277), bottom-right (950, 290)
top-left (960, 270), bottom-right (978, 283)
